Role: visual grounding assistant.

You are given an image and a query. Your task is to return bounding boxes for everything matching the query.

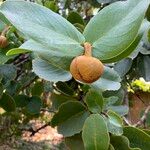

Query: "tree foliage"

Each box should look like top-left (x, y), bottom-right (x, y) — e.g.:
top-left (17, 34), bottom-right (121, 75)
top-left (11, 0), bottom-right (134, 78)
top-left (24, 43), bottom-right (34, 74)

top-left (0, 0), bottom-right (150, 149)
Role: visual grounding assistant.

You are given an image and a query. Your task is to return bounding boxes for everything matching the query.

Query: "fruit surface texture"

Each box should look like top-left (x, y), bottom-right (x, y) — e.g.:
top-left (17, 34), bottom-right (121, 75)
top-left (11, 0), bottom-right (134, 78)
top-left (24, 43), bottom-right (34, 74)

top-left (0, 35), bottom-right (8, 48)
top-left (70, 42), bottom-right (104, 83)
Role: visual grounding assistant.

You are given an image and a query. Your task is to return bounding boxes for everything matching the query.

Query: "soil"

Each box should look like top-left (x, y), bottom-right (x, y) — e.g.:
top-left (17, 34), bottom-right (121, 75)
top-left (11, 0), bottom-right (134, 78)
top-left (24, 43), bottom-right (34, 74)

top-left (0, 120), bottom-right (67, 150)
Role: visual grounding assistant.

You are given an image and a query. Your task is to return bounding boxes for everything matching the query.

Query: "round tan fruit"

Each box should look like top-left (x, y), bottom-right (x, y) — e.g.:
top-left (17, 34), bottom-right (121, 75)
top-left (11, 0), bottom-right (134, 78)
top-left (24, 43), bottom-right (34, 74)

top-left (70, 42), bottom-right (104, 83)
top-left (0, 35), bottom-right (8, 48)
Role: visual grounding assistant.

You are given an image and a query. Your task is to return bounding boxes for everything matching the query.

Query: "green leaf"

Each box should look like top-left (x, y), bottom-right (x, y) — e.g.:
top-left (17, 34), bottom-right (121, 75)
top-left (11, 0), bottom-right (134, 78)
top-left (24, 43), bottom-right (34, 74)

top-left (67, 12), bottom-right (85, 25)
top-left (0, 83), bottom-right (3, 98)
top-left (82, 114), bottom-right (110, 150)
top-left (44, 1), bottom-right (59, 12)
top-left (91, 67), bottom-right (121, 91)
top-left (143, 129), bottom-right (150, 136)
top-left (74, 23), bottom-right (85, 33)
top-left (107, 105), bottom-right (129, 116)
top-left (103, 96), bottom-right (119, 109)
top-left (84, 89), bottom-right (103, 113)
top-left (0, 64), bottom-right (17, 83)
top-left (83, 0), bottom-right (149, 61)
top-left (123, 126), bottom-right (150, 150)
top-left (146, 4), bottom-right (150, 21)
top-left (114, 58), bottom-right (132, 78)
top-left (1, 1), bottom-right (84, 43)
top-left (6, 48), bottom-right (29, 56)
top-left (5, 80), bottom-right (21, 96)
top-left (148, 28), bottom-right (150, 42)
top-left (55, 81), bottom-right (74, 96)
top-left (0, 1), bottom-right (85, 62)
top-left (108, 144), bottom-right (115, 150)
top-left (97, 0), bottom-right (121, 4)
top-left (103, 88), bottom-right (124, 105)
top-left (106, 110), bottom-right (123, 136)
top-left (103, 20), bottom-right (149, 63)
top-left (26, 96), bottom-right (42, 115)
top-left (32, 58), bottom-right (72, 82)
top-left (0, 93), bottom-right (16, 112)
top-left (0, 12), bottom-right (10, 24)
top-left (111, 135), bottom-right (141, 150)
top-left (137, 55), bottom-right (150, 81)
top-left (51, 101), bottom-right (89, 137)
top-left (31, 81), bottom-right (44, 96)
top-left (51, 92), bottom-right (76, 110)
top-left (14, 95), bottom-right (30, 108)
top-left (12, 40), bottom-right (78, 70)
top-left (65, 134), bottom-right (84, 150)
top-left (0, 19), bottom-right (5, 32)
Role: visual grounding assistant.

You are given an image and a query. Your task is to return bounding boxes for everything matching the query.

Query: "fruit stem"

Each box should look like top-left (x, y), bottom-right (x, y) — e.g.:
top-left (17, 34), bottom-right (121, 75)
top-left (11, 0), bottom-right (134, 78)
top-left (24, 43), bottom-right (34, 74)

top-left (84, 42), bottom-right (92, 57)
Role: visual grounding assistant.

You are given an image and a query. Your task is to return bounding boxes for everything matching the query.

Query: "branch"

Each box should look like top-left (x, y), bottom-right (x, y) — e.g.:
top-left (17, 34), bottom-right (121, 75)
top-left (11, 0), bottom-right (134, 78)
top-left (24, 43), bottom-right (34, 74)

top-left (30, 122), bottom-right (50, 136)
top-left (134, 105), bottom-right (150, 127)
top-left (22, 122), bottom-right (51, 137)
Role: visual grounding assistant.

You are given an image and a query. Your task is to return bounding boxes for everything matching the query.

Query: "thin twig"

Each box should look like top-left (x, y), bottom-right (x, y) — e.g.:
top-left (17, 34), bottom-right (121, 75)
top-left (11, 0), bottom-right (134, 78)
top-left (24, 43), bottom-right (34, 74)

top-left (134, 105), bottom-right (150, 127)
top-left (30, 122), bottom-right (50, 136)
top-left (22, 122), bottom-right (51, 137)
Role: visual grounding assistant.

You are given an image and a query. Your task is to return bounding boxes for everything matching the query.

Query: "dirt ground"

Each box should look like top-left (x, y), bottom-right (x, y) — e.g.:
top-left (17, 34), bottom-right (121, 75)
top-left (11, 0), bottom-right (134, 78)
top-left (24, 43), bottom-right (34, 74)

top-left (0, 120), bottom-right (67, 150)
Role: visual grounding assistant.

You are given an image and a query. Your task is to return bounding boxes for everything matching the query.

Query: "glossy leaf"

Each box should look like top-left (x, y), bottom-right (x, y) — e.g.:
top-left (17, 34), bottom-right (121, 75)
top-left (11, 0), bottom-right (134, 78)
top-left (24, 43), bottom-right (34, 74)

top-left (84, 89), bottom-right (103, 113)
top-left (91, 67), bottom-right (121, 91)
top-left (114, 58), bottom-right (132, 78)
top-left (111, 135), bottom-right (140, 150)
top-left (31, 81), bottom-right (44, 96)
top-left (32, 58), bottom-right (72, 82)
top-left (51, 92), bottom-right (76, 110)
top-left (0, 64), bottom-right (17, 83)
top-left (0, 83), bottom-right (3, 98)
top-left (0, 1), bottom-right (84, 43)
top-left (108, 144), bottom-right (115, 150)
top-left (9, 40), bottom-right (78, 70)
top-left (103, 96), bottom-right (119, 109)
top-left (44, 1), bottom-right (59, 12)
top-left (103, 20), bottom-right (149, 63)
top-left (0, 1), bottom-right (85, 70)
top-left (14, 95), bottom-right (30, 108)
top-left (6, 48), bottom-right (29, 56)
top-left (55, 81), bottom-right (74, 96)
top-left (107, 105), bottom-right (129, 116)
top-left (65, 134), bottom-right (84, 150)
top-left (148, 28), bottom-right (150, 42)
top-left (97, 0), bottom-right (122, 4)
top-left (84, 0), bottom-right (149, 61)
top-left (82, 114), bottom-right (110, 150)
top-left (0, 93), bottom-right (16, 112)
top-left (0, 11), bottom-right (10, 24)
top-left (51, 101), bottom-right (89, 137)
top-left (137, 55), bottom-right (150, 81)
top-left (143, 129), bottom-right (150, 136)
top-left (103, 88), bottom-right (124, 105)
top-left (67, 11), bottom-right (85, 25)
top-left (123, 126), bottom-right (150, 150)
top-left (146, 5), bottom-right (150, 21)
top-left (26, 96), bottom-right (42, 115)
top-left (106, 110), bottom-right (123, 136)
